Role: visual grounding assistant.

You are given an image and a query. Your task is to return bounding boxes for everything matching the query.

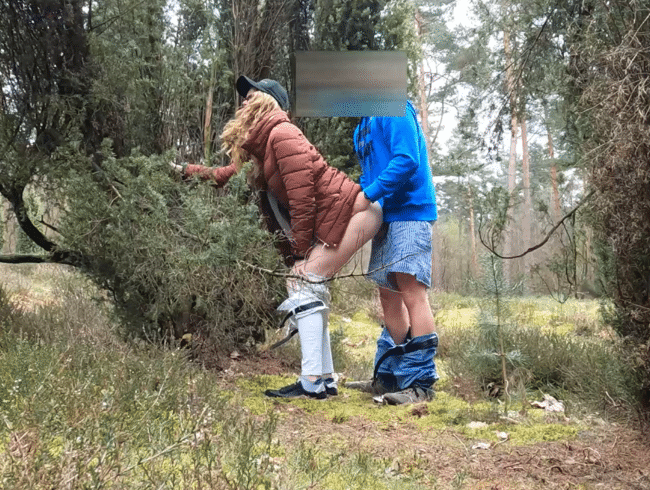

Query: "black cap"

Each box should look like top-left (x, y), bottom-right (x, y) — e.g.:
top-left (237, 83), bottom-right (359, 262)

top-left (236, 76), bottom-right (290, 111)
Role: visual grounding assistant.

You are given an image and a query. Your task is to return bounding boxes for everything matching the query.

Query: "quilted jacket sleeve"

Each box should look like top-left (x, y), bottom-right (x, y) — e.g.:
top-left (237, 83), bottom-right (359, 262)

top-left (184, 163), bottom-right (237, 187)
top-left (269, 124), bottom-right (317, 257)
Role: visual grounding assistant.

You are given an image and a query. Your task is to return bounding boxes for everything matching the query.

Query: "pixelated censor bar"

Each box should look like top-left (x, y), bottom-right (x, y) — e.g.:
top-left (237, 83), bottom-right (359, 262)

top-left (292, 51), bottom-right (407, 117)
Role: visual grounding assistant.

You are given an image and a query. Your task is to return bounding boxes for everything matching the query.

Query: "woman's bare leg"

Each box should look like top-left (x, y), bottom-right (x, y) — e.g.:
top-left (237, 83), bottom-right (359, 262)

top-left (298, 194), bottom-right (382, 278)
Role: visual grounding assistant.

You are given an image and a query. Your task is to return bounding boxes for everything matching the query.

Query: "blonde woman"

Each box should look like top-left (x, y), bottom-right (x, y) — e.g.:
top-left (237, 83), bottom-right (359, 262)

top-left (210, 76), bottom-right (382, 398)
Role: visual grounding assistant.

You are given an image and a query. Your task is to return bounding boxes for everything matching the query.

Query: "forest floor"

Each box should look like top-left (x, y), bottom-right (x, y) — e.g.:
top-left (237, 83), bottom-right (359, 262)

top-left (212, 347), bottom-right (650, 490)
top-left (1, 263), bottom-right (650, 489)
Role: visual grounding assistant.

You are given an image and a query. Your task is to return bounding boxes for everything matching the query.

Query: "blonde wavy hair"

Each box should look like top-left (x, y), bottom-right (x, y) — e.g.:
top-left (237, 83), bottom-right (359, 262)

top-left (220, 90), bottom-right (281, 171)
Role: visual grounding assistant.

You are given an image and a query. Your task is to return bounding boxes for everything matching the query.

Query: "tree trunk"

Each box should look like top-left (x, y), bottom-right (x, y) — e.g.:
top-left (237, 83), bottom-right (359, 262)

top-left (204, 65), bottom-right (215, 163)
top-left (230, 0), bottom-right (288, 109)
top-left (415, 7), bottom-right (442, 288)
top-left (503, 28), bottom-right (519, 284)
top-left (1, 200), bottom-right (17, 254)
top-left (521, 115), bottom-right (532, 285)
top-left (547, 127), bottom-right (561, 223)
top-left (432, 221), bottom-right (444, 290)
top-left (415, 8), bottom-right (430, 143)
top-left (468, 184), bottom-right (479, 277)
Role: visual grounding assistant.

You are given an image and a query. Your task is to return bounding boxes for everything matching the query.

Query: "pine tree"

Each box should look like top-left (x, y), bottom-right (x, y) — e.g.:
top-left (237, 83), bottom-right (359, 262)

top-left (0, 0), bottom-right (286, 350)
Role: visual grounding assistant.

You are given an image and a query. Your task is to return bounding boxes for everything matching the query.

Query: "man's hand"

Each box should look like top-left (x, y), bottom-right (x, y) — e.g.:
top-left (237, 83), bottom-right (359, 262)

top-left (353, 191), bottom-right (373, 214)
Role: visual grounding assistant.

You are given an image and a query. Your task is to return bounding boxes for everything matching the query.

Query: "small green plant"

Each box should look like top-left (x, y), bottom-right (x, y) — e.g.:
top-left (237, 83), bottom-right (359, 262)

top-left (442, 263), bottom-right (640, 415)
top-left (451, 469), bottom-right (469, 489)
top-left (473, 254), bottom-right (521, 414)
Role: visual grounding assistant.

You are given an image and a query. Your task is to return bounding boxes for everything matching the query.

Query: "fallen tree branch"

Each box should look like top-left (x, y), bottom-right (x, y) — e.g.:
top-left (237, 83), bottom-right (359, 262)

top-left (0, 254), bottom-right (49, 264)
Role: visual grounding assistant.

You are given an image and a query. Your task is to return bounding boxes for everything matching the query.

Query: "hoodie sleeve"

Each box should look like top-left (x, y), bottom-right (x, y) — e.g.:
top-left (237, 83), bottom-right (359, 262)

top-left (361, 112), bottom-right (420, 203)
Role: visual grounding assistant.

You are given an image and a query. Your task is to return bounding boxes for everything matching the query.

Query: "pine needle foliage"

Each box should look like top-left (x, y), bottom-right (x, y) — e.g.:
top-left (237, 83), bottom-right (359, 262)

top-left (473, 254), bottom-right (522, 414)
top-left (574, 0), bottom-right (650, 409)
top-left (59, 146), bottom-right (285, 349)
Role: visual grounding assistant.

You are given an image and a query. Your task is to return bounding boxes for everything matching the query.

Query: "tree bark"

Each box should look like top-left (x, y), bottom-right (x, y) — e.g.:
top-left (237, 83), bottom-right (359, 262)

top-left (204, 67), bottom-right (215, 163)
top-left (547, 127), bottom-right (561, 223)
top-left (432, 221), bottom-right (444, 290)
top-left (521, 115), bottom-right (532, 284)
top-left (468, 184), bottom-right (479, 277)
top-left (503, 28), bottom-right (519, 284)
top-left (1, 200), bottom-right (18, 254)
top-left (415, 8), bottom-right (430, 142)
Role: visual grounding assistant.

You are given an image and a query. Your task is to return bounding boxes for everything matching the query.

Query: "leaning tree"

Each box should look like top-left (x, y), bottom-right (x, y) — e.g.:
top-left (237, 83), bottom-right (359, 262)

top-left (0, 0), bottom-right (289, 349)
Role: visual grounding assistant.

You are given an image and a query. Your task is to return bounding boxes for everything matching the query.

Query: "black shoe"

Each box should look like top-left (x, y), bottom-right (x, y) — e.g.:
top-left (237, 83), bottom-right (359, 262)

top-left (264, 381), bottom-right (327, 399)
top-left (325, 386), bottom-right (338, 396)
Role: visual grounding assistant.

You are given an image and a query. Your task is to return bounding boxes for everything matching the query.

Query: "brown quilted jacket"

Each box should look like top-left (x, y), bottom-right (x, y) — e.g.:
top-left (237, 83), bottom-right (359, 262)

top-left (184, 163), bottom-right (236, 186)
top-left (242, 110), bottom-right (361, 258)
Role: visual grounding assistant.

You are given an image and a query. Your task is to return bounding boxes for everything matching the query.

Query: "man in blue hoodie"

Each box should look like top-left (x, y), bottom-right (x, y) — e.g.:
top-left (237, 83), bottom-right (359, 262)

top-left (347, 100), bottom-right (439, 404)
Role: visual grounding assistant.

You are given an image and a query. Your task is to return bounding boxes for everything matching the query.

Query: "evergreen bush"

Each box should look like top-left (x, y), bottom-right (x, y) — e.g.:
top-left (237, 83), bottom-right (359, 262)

top-left (577, 4), bottom-right (650, 410)
top-left (59, 146), bottom-right (285, 352)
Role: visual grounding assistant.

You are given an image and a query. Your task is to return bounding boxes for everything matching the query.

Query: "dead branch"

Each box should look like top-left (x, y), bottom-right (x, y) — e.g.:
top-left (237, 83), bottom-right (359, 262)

top-left (480, 190), bottom-right (595, 259)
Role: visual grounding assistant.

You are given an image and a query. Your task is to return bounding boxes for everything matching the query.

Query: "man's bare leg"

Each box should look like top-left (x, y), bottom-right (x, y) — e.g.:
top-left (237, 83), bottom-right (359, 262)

top-left (394, 272), bottom-right (436, 338)
top-left (378, 286), bottom-right (410, 345)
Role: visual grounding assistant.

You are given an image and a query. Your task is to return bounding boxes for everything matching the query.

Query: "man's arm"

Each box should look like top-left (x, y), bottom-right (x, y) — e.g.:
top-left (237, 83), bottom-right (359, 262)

top-left (362, 115), bottom-right (420, 203)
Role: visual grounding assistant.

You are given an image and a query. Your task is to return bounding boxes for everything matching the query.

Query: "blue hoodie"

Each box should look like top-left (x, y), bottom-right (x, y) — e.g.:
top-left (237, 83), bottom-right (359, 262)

top-left (354, 100), bottom-right (437, 223)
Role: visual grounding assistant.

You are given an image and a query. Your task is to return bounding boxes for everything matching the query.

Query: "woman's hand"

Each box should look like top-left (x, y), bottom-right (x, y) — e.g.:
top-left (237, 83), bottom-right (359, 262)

top-left (169, 162), bottom-right (184, 173)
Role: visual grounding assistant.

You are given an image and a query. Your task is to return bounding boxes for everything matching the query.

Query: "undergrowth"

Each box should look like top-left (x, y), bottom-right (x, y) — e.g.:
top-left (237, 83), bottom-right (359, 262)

top-left (0, 265), bottom-right (432, 489)
top-left (0, 263), bottom-right (643, 489)
top-left (437, 291), bottom-right (640, 419)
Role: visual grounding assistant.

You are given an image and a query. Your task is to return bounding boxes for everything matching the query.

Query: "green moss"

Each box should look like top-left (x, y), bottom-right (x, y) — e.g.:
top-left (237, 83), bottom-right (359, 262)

top-left (235, 375), bottom-right (296, 415)
top-left (407, 393), bottom-right (498, 430)
top-left (237, 376), bottom-right (582, 446)
top-left (238, 304), bottom-right (586, 447)
top-left (351, 310), bottom-right (373, 324)
top-left (460, 421), bottom-right (580, 445)
top-left (47, 435), bottom-right (65, 458)
top-left (507, 424), bottom-right (579, 444)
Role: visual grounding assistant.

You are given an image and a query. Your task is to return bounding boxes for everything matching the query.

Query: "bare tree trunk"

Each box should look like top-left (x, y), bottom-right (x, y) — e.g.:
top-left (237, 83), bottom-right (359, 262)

top-left (505, 131), bottom-right (518, 281)
top-left (503, 28), bottom-right (519, 285)
top-left (230, 0), bottom-right (289, 109)
top-left (547, 127), bottom-right (561, 223)
top-left (468, 184), bottom-right (479, 277)
top-left (521, 116), bottom-right (532, 286)
top-left (415, 8), bottom-right (429, 139)
top-left (432, 221), bottom-right (444, 291)
top-left (415, 7), bottom-right (443, 290)
top-left (2, 200), bottom-right (17, 254)
top-left (204, 64), bottom-right (215, 163)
